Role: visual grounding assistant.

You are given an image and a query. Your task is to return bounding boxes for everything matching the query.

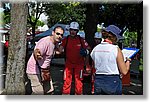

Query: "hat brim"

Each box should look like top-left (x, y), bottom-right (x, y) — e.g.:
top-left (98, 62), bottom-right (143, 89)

top-left (105, 29), bottom-right (124, 40)
top-left (69, 27), bottom-right (79, 30)
top-left (118, 35), bottom-right (124, 40)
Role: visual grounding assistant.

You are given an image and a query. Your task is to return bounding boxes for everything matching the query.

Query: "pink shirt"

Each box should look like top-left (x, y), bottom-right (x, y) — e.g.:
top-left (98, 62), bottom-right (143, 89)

top-left (26, 36), bottom-right (55, 74)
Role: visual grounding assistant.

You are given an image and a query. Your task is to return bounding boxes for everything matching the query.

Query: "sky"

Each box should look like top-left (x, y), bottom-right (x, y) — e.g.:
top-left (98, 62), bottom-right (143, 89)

top-left (0, 8), bottom-right (4, 13)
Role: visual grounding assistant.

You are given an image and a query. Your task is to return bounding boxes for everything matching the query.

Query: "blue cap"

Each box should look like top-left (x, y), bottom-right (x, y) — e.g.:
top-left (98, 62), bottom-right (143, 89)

top-left (105, 25), bottom-right (122, 40)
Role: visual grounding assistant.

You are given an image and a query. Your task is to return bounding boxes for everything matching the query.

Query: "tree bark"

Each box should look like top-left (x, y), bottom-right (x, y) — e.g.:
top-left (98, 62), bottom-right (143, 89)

top-left (84, 4), bottom-right (99, 48)
top-left (5, 2), bottom-right (28, 95)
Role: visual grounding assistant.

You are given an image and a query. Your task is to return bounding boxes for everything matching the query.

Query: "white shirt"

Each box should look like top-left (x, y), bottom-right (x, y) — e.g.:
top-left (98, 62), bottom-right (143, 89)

top-left (90, 42), bottom-right (120, 75)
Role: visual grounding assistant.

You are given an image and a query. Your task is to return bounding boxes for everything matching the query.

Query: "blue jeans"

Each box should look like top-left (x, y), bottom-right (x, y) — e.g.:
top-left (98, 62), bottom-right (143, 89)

top-left (94, 75), bottom-right (122, 95)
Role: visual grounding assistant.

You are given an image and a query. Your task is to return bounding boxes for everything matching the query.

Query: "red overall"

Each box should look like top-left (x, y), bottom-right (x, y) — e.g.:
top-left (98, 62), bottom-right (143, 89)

top-left (61, 36), bottom-right (88, 95)
top-left (5, 40), bottom-right (9, 48)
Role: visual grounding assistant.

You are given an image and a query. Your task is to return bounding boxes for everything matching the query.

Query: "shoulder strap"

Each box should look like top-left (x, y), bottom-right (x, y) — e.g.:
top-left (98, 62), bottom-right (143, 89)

top-left (64, 35), bottom-right (69, 61)
top-left (64, 35), bottom-right (84, 61)
top-left (78, 35), bottom-right (83, 48)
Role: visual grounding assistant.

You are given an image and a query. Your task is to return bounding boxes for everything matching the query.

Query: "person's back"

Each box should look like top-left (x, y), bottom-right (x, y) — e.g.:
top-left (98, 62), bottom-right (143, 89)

top-left (91, 25), bottom-right (131, 95)
top-left (93, 42), bottom-right (119, 75)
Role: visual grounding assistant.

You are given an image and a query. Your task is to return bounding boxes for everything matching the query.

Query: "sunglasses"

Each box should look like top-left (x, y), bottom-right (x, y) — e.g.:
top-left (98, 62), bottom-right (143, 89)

top-left (70, 29), bottom-right (78, 32)
top-left (56, 32), bottom-right (63, 37)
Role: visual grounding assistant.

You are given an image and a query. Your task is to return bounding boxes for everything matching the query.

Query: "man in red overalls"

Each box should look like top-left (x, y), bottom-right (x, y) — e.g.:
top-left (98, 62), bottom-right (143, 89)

top-left (59, 22), bottom-right (89, 95)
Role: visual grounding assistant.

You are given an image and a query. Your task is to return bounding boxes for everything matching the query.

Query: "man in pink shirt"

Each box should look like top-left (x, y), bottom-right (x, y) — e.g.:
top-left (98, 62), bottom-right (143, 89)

top-left (26, 26), bottom-right (64, 95)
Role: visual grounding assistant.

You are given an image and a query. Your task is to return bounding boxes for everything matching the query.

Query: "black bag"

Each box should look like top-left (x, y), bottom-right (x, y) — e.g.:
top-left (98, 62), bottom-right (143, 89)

top-left (82, 65), bottom-right (92, 83)
top-left (82, 73), bottom-right (92, 83)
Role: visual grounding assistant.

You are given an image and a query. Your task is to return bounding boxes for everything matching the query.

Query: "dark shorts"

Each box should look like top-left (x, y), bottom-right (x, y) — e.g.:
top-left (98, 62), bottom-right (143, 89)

top-left (94, 74), bottom-right (122, 95)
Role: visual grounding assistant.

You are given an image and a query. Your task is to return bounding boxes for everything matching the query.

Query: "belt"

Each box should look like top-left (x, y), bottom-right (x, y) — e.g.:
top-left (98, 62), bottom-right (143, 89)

top-left (95, 74), bottom-right (120, 76)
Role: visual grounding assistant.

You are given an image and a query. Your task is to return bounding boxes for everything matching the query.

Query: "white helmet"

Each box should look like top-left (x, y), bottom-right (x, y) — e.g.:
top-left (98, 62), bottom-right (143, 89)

top-left (69, 22), bottom-right (79, 30)
top-left (94, 32), bottom-right (102, 38)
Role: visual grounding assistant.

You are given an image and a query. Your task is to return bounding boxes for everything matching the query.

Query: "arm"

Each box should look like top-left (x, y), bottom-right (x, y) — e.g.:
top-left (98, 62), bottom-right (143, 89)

top-left (80, 38), bottom-right (91, 57)
top-left (33, 38), bottom-right (46, 60)
top-left (55, 38), bottom-right (66, 55)
top-left (55, 45), bottom-right (64, 54)
top-left (117, 47), bottom-right (131, 75)
top-left (33, 48), bottom-right (43, 60)
top-left (34, 38), bottom-right (53, 68)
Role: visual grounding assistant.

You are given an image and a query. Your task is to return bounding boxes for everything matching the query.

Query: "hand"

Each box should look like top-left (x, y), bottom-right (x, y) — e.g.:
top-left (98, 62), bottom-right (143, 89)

top-left (126, 57), bottom-right (131, 62)
top-left (80, 48), bottom-right (87, 57)
top-left (34, 49), bottom-right (43, 60)
top-left (41, 68), bottom-right (51, 82)
top-left (83, 65), bottom-right (92, 74)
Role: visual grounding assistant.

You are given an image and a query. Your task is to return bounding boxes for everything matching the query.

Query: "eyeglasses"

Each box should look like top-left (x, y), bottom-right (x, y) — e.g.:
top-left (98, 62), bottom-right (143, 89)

top-left (56, 32), bottom-right (63, 37)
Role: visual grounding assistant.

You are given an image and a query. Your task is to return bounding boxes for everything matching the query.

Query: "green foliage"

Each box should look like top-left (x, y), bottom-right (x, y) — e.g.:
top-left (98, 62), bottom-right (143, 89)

top-left (0, 10), bottom-right (10, 26)
top-left (139, 58), bottom-right (143, 71)
top-left (27, 16), bottom-right (45, 28)
top-left (99, 3), bottom-right (143, 32)
top-left (2, 3), bottom-right (45, 29)
top-left (4, 13), bottom-right (10, 24)
top-left (44, 2), bottom-right (86, 29)
top-left (139, 39), bottom-right (143, 71)
top-left (36, 19), bottom-right (45, 27)
top-left (123, 30), bottom-right (143, 71)
top-left (0, 12), bottom-right (4, 25)
top-left (123, 31), bottom-right (137, 47)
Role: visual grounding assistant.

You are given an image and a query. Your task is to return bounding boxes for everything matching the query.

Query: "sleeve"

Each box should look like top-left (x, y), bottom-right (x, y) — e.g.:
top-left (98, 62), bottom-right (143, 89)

top-left (41, 43), bottom-right (54, 68)
top-left (34, 38), bottom-right (53, 68)
top-left (34, 39), bottom-right (47, 56)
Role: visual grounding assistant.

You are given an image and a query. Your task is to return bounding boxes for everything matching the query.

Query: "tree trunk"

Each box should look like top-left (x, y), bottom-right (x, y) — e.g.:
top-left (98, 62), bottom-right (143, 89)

top-left (5, 2), bottom-right (28, 95)
top-left (84, 4), bottom-right (99, 48)
top-left (32, 24), bottom-right (36, 38)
